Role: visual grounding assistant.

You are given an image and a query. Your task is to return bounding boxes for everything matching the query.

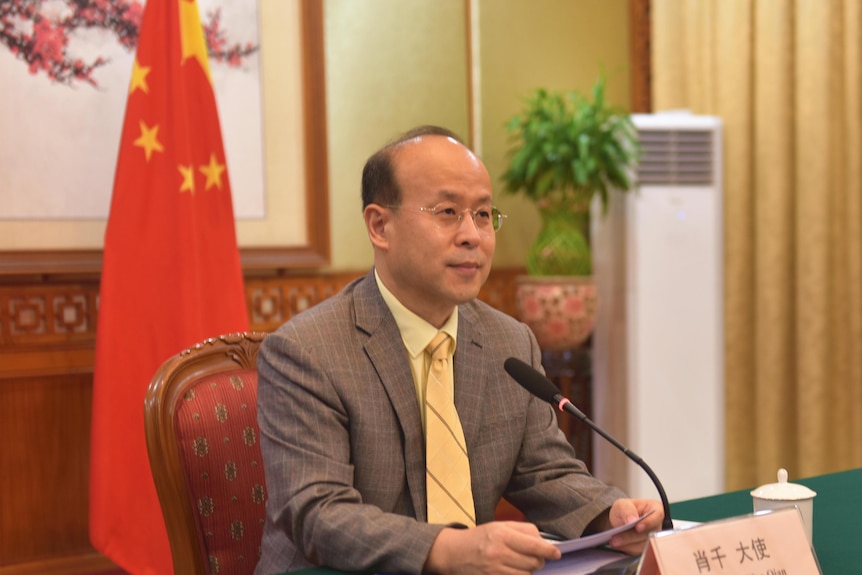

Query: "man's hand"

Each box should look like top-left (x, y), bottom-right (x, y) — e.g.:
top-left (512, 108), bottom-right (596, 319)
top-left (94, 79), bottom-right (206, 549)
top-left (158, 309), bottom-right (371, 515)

top-left (424, 521), bottom-right (562, 575)
top-left (605, 499), bottom-right (665, 555)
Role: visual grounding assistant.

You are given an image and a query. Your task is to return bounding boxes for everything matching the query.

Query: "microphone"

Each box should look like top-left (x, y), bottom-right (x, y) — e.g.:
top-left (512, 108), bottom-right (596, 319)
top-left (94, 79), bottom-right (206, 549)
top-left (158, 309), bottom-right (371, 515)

top-left (503, 357), bottom-right (674, 531)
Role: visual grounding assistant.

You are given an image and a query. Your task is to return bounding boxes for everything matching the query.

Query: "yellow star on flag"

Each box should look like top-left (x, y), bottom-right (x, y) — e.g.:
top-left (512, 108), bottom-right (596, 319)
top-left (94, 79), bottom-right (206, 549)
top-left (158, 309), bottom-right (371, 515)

top-left (129, 58), bottom-right (151, 95)
top-left (178, 164), bottom-right (195, 194)
top-left (199, 153), bottom-right (226, 190)
top-left (179, 0), bottom-right (212, 82)
top-left (133, 121), bottom-right (164, 162)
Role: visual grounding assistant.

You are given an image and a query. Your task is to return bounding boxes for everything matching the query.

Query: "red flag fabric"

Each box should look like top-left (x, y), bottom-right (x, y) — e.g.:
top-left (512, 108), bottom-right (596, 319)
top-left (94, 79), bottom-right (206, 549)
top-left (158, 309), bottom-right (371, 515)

top-left (89, 1), bottom-right (249, 573)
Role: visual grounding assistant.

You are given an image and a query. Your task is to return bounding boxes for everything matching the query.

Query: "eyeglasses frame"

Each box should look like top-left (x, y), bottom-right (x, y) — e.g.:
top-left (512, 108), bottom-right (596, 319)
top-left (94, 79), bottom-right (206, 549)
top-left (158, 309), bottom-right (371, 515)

top-left (382, 203), bottom-right (507, 234)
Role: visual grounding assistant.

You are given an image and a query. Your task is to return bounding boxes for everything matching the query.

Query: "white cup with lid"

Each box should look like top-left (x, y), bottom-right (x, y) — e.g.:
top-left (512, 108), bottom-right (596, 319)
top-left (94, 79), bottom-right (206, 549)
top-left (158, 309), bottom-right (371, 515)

top-left (750, 468), bottom-right (816, 544)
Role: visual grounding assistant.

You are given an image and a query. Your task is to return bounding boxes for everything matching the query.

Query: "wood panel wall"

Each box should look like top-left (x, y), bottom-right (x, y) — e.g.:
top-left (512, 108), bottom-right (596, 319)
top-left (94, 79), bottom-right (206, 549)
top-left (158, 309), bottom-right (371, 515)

top-left (0, 267), bottom-right (523, 574)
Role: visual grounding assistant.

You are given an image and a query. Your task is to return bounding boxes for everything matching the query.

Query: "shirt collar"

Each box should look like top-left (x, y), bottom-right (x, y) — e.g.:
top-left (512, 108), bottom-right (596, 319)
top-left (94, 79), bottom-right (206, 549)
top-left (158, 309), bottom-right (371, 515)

top-left (374, 269), bottom-right (458, 359)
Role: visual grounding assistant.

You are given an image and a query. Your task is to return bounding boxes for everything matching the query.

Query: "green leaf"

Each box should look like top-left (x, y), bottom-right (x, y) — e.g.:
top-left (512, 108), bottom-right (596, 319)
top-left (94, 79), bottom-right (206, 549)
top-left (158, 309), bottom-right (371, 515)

top-left (502, 76), bottom-right (638, 201)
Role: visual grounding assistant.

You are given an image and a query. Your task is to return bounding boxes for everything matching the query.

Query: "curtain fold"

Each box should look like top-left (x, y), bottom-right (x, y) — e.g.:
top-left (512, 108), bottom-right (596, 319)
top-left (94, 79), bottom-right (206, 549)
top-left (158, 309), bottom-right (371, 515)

top-left (652, 0), bottom-right (862, 490)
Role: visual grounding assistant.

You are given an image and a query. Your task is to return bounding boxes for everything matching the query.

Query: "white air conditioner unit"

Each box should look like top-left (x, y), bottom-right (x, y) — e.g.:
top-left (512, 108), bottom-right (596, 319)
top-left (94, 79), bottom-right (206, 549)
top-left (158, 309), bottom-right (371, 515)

top-left (591, 112), bottom-right (724, 502)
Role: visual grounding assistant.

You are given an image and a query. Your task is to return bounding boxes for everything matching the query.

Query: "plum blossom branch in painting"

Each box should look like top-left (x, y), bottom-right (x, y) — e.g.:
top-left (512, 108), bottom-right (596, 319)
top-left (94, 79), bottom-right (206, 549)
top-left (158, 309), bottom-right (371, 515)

top-left (0, 0), bottom-right (258, 87)
top-left (203, 7), bottom-right (255, 66)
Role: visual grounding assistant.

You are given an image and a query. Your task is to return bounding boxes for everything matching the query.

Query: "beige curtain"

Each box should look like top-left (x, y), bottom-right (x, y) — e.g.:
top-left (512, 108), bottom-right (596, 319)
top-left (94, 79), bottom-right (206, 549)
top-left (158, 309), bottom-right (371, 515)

top-left (652, 0), bottom-right (862, 490)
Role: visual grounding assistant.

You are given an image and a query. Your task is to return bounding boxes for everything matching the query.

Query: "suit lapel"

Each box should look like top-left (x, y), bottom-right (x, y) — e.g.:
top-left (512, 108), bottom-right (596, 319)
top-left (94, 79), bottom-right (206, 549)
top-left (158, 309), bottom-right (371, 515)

top-left (354, 272), bottom-right (428, 520)
top-left (454, 305), bottom-right (487, 452)
top-left (353, 274), bottom-right (491, 520)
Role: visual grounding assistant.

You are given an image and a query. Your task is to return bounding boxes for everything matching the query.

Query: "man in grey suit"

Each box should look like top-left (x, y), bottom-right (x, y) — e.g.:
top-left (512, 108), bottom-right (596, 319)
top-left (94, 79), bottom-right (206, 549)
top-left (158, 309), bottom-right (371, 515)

top-left (255, 126), bottom-right (664, 575)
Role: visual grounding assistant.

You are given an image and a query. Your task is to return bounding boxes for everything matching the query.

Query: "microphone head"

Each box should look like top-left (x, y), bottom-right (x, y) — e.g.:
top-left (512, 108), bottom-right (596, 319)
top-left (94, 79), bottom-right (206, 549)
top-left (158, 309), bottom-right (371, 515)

top-left (503, 357), bottom-right (561, 404)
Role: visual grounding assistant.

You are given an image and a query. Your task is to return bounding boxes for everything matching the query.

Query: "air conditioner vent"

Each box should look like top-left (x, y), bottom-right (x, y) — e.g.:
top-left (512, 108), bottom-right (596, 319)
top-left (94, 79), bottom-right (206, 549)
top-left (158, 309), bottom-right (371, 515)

top-left (636, 129), bottom-right (715, 185)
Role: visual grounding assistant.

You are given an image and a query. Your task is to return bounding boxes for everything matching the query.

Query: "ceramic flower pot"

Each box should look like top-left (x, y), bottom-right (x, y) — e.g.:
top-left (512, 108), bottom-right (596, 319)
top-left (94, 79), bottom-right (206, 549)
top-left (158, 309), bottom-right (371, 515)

top-left (514, 276), bottom-right (597, 351)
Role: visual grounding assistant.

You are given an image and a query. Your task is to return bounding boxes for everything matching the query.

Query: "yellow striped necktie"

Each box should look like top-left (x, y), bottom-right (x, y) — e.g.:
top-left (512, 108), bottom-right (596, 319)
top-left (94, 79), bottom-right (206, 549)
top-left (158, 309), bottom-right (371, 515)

top-left (424, 331), bottom-right (476, 526)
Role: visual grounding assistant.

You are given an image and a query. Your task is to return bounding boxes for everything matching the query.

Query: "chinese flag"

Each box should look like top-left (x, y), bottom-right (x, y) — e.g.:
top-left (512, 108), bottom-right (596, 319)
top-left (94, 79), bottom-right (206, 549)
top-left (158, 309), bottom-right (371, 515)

top-left (89, 0), bottom-right (249, 573)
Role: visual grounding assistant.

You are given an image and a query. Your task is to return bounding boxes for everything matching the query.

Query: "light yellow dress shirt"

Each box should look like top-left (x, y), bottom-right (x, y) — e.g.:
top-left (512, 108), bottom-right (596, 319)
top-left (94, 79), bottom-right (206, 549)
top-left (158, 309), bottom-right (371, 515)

top-left (374, 270), bottom-right (457, 429)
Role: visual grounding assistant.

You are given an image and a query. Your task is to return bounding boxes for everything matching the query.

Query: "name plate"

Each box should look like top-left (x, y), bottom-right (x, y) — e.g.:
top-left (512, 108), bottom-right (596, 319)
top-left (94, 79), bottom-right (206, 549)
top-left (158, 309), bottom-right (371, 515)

top-left (638, 507), bottom-right (821, 575)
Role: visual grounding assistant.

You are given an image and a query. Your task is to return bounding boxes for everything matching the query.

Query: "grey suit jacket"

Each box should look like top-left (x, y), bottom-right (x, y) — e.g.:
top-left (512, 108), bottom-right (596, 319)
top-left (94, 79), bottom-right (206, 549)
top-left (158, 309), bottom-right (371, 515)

top-left (254, 271), bottom-right (625, 575)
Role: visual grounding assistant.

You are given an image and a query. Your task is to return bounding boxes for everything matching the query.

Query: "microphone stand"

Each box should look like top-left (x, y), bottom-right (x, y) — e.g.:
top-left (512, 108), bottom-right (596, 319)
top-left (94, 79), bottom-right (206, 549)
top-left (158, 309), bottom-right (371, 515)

top-left (552, 394), bottom-right (674, 532)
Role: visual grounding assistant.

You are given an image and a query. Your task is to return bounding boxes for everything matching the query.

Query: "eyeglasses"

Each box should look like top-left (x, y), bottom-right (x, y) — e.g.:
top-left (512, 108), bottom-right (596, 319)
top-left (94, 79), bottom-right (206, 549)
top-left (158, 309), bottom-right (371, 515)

top-left (387, 203), bottom-right (507, 234)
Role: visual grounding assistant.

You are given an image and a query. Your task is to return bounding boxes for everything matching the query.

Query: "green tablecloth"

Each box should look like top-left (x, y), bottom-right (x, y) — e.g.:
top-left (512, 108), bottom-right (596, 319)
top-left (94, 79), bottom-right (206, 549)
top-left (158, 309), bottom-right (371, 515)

top-left (285, 468), bottom-right (861, 575)
top-left (670, 468), bottom-right (861, 575)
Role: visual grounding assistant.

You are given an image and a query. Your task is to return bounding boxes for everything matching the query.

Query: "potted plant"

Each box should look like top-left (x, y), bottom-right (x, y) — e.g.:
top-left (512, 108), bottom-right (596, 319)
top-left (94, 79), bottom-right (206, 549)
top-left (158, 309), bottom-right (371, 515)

top-left (501, 77), bottom-right (640, 350)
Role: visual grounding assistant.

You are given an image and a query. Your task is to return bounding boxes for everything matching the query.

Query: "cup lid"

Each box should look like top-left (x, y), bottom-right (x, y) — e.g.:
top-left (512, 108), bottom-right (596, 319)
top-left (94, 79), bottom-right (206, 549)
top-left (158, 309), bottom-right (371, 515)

top-left (750, 468), bottom-right (816, 501)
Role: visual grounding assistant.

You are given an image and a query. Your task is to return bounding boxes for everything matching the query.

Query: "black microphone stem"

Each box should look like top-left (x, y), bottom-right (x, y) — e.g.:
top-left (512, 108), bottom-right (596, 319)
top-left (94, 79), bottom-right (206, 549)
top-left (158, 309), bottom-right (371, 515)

top-left (502, 357), bottom-right (674, 531)
top-left (553, 394), bottom-right (674, 531)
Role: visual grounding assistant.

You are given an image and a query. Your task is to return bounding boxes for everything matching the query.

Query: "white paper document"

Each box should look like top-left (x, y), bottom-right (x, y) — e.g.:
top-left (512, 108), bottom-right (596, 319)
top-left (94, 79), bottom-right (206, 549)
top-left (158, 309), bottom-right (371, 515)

top-left (544, 513), bottom-right (649, 554)
top-left (537, 548), bottom-right (633, 575)
top-left (534, 514), bottom-right (701, 575)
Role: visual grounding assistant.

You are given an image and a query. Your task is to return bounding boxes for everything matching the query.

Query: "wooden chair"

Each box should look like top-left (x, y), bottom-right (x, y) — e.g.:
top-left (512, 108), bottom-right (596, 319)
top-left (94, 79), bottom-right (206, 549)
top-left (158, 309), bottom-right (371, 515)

top-left (144, 332), bottom-right (269, 575)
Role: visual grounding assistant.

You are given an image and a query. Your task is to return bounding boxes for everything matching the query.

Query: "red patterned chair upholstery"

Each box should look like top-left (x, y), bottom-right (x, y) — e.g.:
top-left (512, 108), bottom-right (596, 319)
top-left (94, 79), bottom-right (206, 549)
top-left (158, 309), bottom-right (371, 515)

top-left (144, 332), bottom-right (269, 575)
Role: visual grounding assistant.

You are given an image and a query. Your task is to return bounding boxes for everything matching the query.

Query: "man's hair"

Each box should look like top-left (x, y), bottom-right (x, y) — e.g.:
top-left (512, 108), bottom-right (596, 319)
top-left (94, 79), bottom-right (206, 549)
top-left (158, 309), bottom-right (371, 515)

top-left (361, 125), bottom-right (466, 209)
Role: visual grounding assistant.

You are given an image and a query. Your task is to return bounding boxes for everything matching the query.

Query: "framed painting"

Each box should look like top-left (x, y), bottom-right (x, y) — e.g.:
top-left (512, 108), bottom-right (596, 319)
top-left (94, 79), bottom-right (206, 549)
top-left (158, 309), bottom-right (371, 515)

top-left (0, 0), bottom-right (329, 274)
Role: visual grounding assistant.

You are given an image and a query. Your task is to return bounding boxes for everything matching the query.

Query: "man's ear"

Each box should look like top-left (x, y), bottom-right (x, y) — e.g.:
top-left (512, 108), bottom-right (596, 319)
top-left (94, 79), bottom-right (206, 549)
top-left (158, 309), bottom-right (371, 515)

top-left (364, 204), bottom-right (390, 250)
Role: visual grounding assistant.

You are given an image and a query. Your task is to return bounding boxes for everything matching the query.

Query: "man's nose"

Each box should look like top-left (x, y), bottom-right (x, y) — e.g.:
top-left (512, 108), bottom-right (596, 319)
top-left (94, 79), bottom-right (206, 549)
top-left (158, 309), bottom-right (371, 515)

top-left (456, 210), bottom-right (484, 241)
